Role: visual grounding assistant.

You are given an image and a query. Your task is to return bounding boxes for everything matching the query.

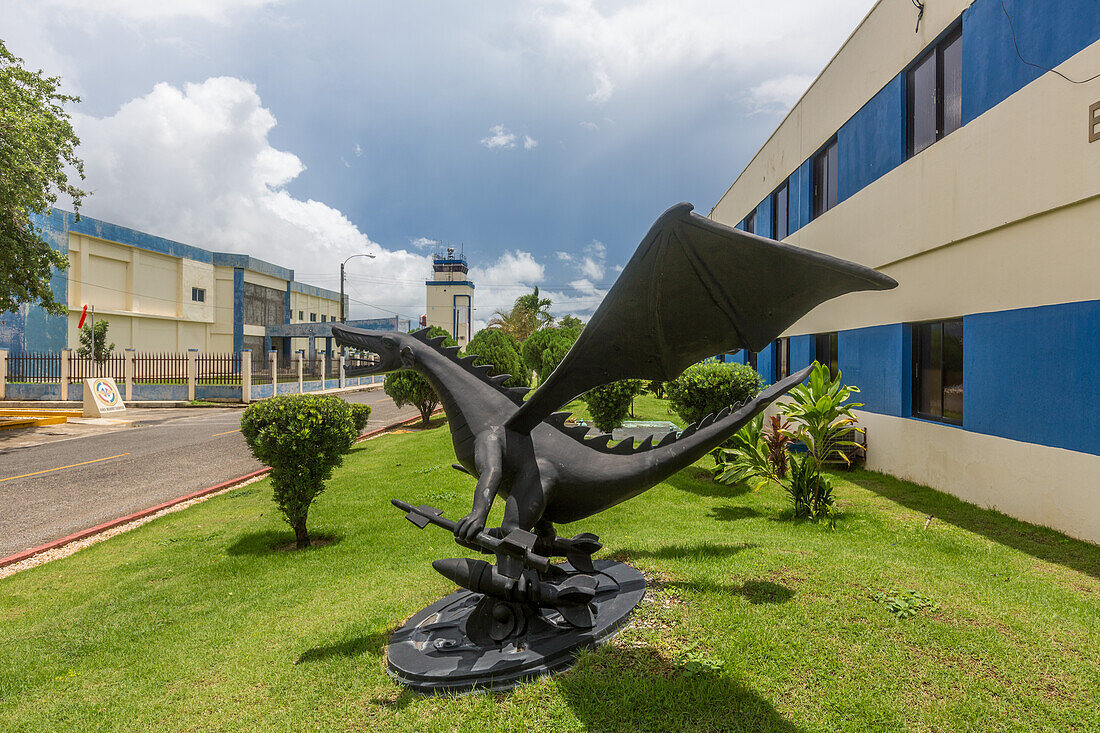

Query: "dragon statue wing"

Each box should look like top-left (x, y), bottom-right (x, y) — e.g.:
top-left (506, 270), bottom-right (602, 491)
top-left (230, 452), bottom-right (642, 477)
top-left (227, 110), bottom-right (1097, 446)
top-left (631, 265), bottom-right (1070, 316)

top-left (506, 202), bottom-right (897, 434)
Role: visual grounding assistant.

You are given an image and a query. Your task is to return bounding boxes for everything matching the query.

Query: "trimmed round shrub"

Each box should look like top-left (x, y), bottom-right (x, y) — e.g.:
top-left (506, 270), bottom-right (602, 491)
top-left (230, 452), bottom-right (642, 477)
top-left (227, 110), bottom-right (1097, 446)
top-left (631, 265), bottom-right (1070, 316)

top-left (240, 394), bottom-right (359, 549)
top-left (582, 379), bottom-right (645, 433)
top-left (521, 326), bottom-right (578, 383)
top-left (466, 328), bottom-right (530, 387)
top-left (350, 403), bottom-right (371, 433)
top-left (666, 361), bottom-right (762, 427)
top-left (384, 370), bottom-right (439, 425)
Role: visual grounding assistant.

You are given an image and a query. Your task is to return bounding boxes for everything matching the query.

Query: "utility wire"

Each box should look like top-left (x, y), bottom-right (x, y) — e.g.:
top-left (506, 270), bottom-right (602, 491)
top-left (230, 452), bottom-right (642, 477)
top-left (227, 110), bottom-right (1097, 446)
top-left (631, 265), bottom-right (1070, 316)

top-left (1001, 0), bottom-right (1100, 84)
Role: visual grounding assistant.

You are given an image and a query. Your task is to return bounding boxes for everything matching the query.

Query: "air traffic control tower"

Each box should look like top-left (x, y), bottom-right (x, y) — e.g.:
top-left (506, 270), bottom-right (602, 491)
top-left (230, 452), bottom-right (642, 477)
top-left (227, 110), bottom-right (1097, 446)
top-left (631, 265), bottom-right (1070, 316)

top-left (425, 248), bottom-right (474, 348)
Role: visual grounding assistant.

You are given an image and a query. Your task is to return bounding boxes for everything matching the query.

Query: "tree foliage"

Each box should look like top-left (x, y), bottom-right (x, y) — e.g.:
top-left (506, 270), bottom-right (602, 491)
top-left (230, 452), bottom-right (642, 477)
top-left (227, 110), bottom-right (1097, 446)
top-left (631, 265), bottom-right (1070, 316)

top-left (76, 319), bottom-right (114, 361)
top-left (582, 379), bottom-right (645, 433)
top-left (487, 287), bottom-right (553, 342)
top-left (466, 328), bottom-right (530, 387)
top-left (666, 361), bottom-right (762, 426)
top-left (383, 325), bottom-right (453, 425)
top-left (520, 326), bottom-right (579, 383)
top-left (558, 314), bottom-right (584, 335)
top-left (240, 394), bottom-right (359, 549)
top-left (0, 40), bottom-right (86, 316)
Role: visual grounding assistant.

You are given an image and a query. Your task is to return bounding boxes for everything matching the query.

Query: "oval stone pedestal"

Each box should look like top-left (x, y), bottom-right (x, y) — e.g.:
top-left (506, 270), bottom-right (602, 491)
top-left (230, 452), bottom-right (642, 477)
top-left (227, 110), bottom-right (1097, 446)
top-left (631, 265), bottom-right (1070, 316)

top-left (386, 560), bottom-right (645, 694)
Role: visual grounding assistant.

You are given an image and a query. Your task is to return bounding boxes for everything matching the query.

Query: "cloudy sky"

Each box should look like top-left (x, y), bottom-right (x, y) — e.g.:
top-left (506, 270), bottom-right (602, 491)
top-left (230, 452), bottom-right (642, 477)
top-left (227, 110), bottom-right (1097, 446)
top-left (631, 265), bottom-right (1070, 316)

top-left (4, 0), bottom-right (875, 328)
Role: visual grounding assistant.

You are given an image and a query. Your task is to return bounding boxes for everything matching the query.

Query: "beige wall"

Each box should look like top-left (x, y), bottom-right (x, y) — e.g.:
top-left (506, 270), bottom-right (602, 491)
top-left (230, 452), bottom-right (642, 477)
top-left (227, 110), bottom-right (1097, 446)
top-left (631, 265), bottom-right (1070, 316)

top-left (858, 411), bottom-right (1100, 545)
top-left (426, 284), bottom-right (473, 348)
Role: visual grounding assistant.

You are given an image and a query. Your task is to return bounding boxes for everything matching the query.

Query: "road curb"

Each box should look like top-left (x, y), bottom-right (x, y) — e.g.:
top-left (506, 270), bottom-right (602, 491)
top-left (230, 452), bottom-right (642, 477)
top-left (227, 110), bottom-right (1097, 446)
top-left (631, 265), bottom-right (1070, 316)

top-left (0, 408), bottom-right (443, 570)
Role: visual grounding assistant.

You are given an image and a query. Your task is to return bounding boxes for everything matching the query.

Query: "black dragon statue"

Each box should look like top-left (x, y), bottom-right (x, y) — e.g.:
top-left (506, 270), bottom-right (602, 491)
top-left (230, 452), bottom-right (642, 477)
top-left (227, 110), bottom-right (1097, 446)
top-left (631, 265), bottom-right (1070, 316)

top-left (333, 202), bottom-right (896, 692)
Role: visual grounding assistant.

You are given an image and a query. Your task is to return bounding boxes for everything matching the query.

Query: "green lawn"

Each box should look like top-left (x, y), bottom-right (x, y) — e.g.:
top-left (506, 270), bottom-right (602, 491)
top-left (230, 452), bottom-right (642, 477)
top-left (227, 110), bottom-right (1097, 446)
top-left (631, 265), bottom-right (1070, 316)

top-left (1, 422), bottom-right (1097, 732)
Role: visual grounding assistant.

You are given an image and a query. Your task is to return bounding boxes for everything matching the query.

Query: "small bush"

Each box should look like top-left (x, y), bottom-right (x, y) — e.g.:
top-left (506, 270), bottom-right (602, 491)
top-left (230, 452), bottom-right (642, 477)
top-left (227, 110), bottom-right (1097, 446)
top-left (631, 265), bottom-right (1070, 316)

top-left (240, 394), bottom-right (359, 549)
top-left (582, 379), bottom-right (645, 433)
top-left (350, 403), bottom-right (371, 433)
top-left (384, 370), bottom-right (439, 425)
top-left (466, 328), bottom-right (530, 387)
top-left (666, 362), bottom-right (762, 427)
top-left (785, 453), bottom-right (834, 519)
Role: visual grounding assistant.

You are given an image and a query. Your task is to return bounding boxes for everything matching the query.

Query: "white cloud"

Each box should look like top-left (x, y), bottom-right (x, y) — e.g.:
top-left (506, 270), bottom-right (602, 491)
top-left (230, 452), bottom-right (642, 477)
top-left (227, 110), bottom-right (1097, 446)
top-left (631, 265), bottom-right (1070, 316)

top-left (68, 76), bottom-right (554, 324)
top-left (579, 121), bottom-right (599, 131)
top-left (353, 143), bottom-right (363, 157)
top-left (25, 0), bottom-right (278, 23)
top-left (410, 237), bottom-right (441, 251)
top-left (743, 74), bottom-right (815, 115)
top-left (523, 135), bottom-right (539, 150)
top-left (480, 124), bottom-right (516, 150)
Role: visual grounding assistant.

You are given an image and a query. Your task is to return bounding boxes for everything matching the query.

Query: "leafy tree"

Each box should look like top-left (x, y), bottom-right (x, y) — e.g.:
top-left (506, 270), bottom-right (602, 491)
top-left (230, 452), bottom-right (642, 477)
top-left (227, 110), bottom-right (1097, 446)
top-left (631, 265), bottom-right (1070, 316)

top-left (240, 394), bottom-right (359, 549)
top-left (582, 380), bottom-right (645, 433)
top-left (558, 314), bottom-right (584, 334)
top-left (466, 328), bottom-right (530, 387)
top-left (666, 361), bottom-right (762, 426)
top-left (383, 325), bottom-right (454, 425)
top-left (76, 319), bottom-right (114, 361)
top-left (0, 40), bottom-right (86, 316)
top-left (520, 326), bottom-right (578, 383)
top-left (488, 287), bottom-right (553, 341)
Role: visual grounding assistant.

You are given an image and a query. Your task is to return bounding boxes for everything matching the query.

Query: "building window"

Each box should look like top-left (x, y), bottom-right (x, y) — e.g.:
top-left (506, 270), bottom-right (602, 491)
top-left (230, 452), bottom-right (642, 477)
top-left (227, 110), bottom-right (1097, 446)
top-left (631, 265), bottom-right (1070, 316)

top-left (912, 319), bottom-right (963, 424)
top-left (774, 337), bottom-right (790, 380)
top-left (814, 332), bottom-right (838, 378)
top-left (310, 313), bottom-right (317, 322)
top-left (745, 350), bottom-right (758, 371)
top-left (772, 182), bottom-right (789, 240)
top-left (321, 314), bottom-right (327, 322)
top-left (191, 287), bottom-right (205, 303)
top-left (744, 209), bottom-right (756, 234)
top-left (907, 25), bottom-right (962, 158)
top-left (298, 310), bottom-right (304, 321)
top-left (812, 138), bottom-right (838, 218)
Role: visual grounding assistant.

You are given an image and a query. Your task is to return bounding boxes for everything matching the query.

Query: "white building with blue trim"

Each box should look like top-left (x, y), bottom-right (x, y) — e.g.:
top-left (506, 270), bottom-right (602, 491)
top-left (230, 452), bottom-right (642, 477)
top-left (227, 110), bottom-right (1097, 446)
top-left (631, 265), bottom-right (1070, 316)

top-left (711, 0), bottom-right (1099, 543)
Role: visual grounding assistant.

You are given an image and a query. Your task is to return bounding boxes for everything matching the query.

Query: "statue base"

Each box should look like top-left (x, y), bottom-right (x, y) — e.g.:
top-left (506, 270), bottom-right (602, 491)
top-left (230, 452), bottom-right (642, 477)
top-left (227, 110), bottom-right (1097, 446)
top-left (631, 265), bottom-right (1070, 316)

top-left (386, 560), bottom-right (645, 694)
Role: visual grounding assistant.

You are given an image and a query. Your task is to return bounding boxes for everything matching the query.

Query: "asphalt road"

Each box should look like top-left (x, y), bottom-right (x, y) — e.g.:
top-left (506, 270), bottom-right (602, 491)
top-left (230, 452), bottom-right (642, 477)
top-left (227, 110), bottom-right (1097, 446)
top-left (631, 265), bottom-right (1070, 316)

top-left (0, 389), bottom-right (417, 558)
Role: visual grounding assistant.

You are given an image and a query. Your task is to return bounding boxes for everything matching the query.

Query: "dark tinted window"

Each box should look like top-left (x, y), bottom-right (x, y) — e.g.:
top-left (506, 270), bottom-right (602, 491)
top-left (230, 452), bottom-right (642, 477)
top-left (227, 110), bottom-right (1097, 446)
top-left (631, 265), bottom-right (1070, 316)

top-left (813, 139), bottom-right (838, 218)
top-left (774, 337), bottom-right (790, 380)
top-left (746, 350), bottom-right (758, 371)
top-left (913, 318), bottom-right (963, 424)
top-left (942, 30), bottom-right (962, 136)
top-left (908, 25), bottom-right (963, 158)
top-left (814, 332), bottom-right (838, 378)
top-left (908, 50), bottom-right (938, 156)
top-left (773, 182), bottom-right (789, 239)
top-left (744, 210), bottom-right (756, 234)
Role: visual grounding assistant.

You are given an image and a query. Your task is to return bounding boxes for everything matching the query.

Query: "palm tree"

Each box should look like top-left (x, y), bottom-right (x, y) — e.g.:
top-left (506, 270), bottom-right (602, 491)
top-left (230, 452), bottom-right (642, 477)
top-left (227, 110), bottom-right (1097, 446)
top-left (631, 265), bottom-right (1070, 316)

top-left (488, 287), bottom-right (553, 341)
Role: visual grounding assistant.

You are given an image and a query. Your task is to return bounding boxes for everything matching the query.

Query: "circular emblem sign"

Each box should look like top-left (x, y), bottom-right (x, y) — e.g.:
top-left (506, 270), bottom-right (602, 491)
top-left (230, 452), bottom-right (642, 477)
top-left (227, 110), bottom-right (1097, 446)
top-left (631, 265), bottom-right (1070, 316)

top-left (94, 379), bottom-right (118, 406)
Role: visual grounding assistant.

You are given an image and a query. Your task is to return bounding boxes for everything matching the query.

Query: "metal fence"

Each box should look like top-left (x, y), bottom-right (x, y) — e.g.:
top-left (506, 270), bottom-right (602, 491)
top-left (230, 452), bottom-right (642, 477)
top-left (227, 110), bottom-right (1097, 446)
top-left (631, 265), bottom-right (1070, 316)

top-left (132, 352), bottom-right (189, 384)
top-left (197, 353), bottom-right (242, 386)
top-left (6, 353), bottom-right (60, 383)
top-left (69, 354), bottom-right (126, 382)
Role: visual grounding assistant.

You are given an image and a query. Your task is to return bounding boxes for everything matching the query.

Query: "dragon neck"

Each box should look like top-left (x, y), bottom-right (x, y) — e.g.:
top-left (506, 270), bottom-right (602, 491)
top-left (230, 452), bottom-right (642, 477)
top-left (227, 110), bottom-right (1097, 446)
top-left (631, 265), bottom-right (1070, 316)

top-left (410, 347), bottom-right (519, 430)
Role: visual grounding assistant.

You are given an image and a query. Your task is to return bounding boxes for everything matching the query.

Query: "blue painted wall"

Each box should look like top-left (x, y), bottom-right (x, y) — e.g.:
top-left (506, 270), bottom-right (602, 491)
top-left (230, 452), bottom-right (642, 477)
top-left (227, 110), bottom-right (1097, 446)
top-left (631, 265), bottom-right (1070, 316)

top-left (790, 335), bottom-right (814, 372)
top-left (964, 300), bottom-right (1100, 455)
top-left (837, 75), bottom-right (906, 203)
top-left (838, 324), bottom-right (910, 417)
top-left (232, 268), bottom-right (245, 353)
top-left (962, 0), bottom-right (1100, 125)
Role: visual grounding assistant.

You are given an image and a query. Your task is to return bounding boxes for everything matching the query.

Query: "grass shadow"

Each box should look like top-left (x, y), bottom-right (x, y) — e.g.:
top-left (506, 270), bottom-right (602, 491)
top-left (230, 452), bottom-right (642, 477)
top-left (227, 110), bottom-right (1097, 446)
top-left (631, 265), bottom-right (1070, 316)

top-left (295, 628), bottom-right (392, 665)
top-left (226, 529), bottom-right (343, 556)
top-left (664, 466), bottom-right (751, 499)
top-left (847, 469), bottom-right (1100, 580)
top-left (556, 646), bottom-right (805, 732)
top-left (613, 541), bottom-right (757, 562)
top-left (710, 505), bottom-right (762, 522)
top-left (672, 577), bottom-right (795, 605)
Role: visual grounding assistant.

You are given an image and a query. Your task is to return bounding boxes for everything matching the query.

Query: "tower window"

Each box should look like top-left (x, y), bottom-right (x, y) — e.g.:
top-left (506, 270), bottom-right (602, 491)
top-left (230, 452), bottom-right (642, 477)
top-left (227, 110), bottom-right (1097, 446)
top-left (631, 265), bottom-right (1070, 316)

top-left (191, 287), bottom-right (205, 302)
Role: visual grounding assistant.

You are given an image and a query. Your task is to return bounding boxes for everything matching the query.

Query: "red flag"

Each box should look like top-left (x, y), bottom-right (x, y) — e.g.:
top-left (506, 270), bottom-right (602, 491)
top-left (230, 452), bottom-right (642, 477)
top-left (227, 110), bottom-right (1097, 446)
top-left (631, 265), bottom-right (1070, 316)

top-left (78, 304), bottom-right (88, 329)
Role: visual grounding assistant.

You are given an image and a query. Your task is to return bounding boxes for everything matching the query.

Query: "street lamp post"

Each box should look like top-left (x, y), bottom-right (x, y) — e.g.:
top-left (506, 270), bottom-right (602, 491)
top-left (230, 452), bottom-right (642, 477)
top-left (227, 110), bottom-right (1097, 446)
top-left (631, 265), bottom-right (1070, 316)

top-left (340, 252), bottom-right (376, 323)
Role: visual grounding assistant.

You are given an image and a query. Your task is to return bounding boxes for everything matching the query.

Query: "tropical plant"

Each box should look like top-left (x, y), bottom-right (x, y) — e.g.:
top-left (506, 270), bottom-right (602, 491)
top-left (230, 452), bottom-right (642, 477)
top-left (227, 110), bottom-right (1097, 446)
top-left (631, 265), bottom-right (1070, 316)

top-left (466, 328), bottom-right (530, 387)
top-left (487, 287), bottom-right (553, 341)
top-left (712, 416), bottom-right (774, 492)
top-left (76, 319), bottom-right (115, 361)
top-left (582, 379), bottom-right (645, 433)
top-left (240, 394), bottom-right (359, 549)
top-left (779, 361), bottom-right (864, 472)
top-left (784, 453), bottom-right (835, 519)
top-left (383, 326), bottom-right (453, 425)
top-left (0, 39), bottom-right (87, 316)
top-left (762, 414), bottom-right (793, 478)
top-left (666, 361), bottom-right (762, 427)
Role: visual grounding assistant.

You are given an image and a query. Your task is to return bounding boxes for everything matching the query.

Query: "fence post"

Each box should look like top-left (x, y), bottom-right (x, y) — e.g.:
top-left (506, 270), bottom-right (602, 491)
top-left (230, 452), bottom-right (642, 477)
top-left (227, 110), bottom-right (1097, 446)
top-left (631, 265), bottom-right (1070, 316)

top-left (124, 349), bottom-right (135, 401)
top-left (241, 350), bottom-right (252, 403)
top-left (319, 352), bottom-right (326, 391)
top-left (269, 350), bottom-right (277, 396)
top-left (339, 354), bottom-right (346, 389)
top-left (296, 350), bottom-right (303, 393)
top-left (186, 349), bottom-right (198, 401)
top-left (60, 349), bottom-right (71, 401)
top-left (0, 349), bottom-right (6, 401)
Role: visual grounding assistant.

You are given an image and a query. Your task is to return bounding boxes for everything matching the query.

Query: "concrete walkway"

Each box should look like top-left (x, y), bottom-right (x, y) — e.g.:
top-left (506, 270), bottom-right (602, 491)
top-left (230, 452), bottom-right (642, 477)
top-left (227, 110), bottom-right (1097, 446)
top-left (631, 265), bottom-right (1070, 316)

top-left (0, 389), bottom-right (417, 558)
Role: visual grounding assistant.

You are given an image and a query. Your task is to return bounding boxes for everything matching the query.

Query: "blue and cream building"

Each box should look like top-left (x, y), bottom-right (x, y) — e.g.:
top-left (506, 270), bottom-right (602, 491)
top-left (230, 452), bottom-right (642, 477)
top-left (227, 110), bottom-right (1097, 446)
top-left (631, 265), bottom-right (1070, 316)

top-left (0, 209), bottom-right (346, 358)
top-left (712, 0), bottom-right (1099, 542)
